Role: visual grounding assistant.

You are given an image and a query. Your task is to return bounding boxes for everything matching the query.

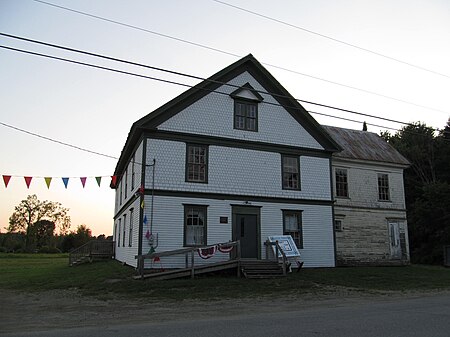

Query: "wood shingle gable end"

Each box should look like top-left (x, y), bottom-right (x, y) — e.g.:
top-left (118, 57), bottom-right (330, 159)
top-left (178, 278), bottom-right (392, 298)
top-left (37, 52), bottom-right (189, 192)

top-left (112, 54), bottom-right (341, 181)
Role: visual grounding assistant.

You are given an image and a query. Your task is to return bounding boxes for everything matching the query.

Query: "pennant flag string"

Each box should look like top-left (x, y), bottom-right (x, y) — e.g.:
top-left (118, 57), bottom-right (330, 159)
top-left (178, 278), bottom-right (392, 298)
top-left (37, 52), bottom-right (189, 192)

top-left (1, 174), bottom-right (127, 190)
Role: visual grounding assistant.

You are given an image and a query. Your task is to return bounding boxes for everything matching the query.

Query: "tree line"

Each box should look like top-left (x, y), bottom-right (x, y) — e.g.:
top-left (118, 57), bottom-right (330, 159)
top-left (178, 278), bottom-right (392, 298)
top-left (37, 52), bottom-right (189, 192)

top-left (0, 194), bottom-right (110, 253)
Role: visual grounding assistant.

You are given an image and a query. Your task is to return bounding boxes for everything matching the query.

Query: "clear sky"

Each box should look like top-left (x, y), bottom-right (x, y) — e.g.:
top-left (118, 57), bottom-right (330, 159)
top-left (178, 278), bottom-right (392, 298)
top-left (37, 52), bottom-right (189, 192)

top-left (1, 0), bottom-right (449, 236)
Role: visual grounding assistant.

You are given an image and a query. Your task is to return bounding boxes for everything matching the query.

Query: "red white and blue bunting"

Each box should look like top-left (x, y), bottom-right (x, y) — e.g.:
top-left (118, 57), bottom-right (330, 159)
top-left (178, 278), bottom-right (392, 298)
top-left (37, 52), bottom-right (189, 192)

top-left (197, 244), bottom-right (235, 259)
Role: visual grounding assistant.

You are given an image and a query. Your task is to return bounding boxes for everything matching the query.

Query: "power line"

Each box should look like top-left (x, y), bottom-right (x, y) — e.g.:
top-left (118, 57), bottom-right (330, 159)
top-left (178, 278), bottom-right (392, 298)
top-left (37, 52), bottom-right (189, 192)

top-left (0, 121), bottom-right (118, 160)
top-left (212, 0), bottom-right (450, 80)
top-left (2, 42), bottom-right (448, 138)
top-left (1, 40), bottom-right (448, 140)
top-left (0, 34), bottom-right (437, 129)
top-left (29, 0), bottom-right (449, 116)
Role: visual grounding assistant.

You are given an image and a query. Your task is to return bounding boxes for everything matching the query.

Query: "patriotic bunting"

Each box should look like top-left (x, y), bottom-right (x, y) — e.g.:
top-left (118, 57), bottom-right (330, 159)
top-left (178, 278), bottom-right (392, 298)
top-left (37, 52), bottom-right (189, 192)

top-left (2, 175), bottom-right (11, 188)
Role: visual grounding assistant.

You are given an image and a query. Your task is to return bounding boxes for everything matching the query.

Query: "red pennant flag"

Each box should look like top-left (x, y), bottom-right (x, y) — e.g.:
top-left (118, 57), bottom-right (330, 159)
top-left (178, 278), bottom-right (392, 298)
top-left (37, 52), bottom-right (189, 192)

top-left (80, 177), bottom-right (87, 188)
top-left (24, 176), bottom-right (33, 188)
top-left (2, 175), bottom-right (11, 188)
top-left (111, 175), bottom-right (117, 187)
top-left (139, 185), bottom-right (144, 194)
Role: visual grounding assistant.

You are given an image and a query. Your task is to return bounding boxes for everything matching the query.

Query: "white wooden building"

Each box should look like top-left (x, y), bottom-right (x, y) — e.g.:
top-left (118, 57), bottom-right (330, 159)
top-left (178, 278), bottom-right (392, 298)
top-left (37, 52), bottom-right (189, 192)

top-left (324, 126), bottom-right (411, 265)
top-left (112, 54), bottom-right (341, 269)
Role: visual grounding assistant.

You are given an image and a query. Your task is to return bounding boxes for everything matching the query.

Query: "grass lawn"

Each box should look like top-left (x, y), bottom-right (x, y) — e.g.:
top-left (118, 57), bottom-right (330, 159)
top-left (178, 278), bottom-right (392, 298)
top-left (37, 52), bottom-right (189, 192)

top-left (1, 253), bottom-right (450, 301)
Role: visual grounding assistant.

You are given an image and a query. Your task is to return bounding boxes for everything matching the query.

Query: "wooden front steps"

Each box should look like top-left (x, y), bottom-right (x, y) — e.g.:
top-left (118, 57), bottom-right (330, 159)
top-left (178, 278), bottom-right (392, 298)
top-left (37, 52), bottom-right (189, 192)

top-left (240, 259), bottom-right (286, 279)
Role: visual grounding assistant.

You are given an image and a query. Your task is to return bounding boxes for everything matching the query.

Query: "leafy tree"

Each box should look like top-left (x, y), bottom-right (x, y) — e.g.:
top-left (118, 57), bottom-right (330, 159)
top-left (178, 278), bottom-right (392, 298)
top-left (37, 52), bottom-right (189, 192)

top-left (8, 195), bottom-right (71, 249)
top-left (29, 220), bottom-right (56, 249)
top-left (383, 121), bottom-right (450, 264)
top-left (60, 224), bottom-right (93, 252)
top-left (408, 182), bottom-right (450, 264)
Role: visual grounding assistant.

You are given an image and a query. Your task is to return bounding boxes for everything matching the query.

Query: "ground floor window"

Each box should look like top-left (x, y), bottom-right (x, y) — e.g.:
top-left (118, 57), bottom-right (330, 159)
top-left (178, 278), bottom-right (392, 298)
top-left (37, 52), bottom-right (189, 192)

top-left (283, 210), bottom-right (303, 249)
top-left (334, 219), bottom-right (343, 232)
top-left (184, 205), bottom-right (207, 246)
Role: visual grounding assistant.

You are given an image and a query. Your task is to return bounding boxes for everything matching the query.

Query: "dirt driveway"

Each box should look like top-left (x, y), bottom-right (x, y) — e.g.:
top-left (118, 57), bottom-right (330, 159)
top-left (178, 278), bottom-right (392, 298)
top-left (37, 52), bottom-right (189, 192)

top-left (1, 288), bottom-right (446, 334)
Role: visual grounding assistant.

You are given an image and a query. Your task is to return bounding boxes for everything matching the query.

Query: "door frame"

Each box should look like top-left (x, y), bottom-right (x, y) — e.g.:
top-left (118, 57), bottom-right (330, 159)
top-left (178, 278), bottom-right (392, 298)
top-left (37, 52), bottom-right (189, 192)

top-left (232, 205), bottom-right (261, 259)
top-left (388, 221), bottom-right (402, 259)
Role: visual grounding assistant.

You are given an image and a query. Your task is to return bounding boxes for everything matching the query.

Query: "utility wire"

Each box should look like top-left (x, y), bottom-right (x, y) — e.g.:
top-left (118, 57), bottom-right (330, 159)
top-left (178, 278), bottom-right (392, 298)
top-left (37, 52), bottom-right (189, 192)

top-left (0, 34), bottom-right (437, 129)
top-left (212, 0), bottom-right (450, 80)
top-left (0, 121), bottom-right (118, 159)
top-left (1, 45), bottom-right (448, 144)
top-left (1, 43), bottom-right (447, 137)
top-left (29, 0), bottom-right (449, 115)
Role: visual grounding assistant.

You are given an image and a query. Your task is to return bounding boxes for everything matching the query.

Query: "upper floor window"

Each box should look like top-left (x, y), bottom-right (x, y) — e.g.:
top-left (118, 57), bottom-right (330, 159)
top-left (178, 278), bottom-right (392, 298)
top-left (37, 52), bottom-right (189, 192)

top-left (335, 168), bottom-right (348, 197)
top-left (282, 155), bottom-right (300, 190)
top-left (128, 208), bottom-right (134, 247)
top-left (131, 154), bottom-right (135, 190)
top-left (378, 173), bottom-right (390, 201)
top-left (124, 167), bottom-right (128, 199)
top-left (283, 210), bottom-right (303, 249)
top-left (230, 82), bottom-right (263, 132)
top-left (184, 205), bottom-right (207, 247)
top-left (234, 100), bottom-right (258, 131)
top-left (186, 144), bottom-right (208, 183)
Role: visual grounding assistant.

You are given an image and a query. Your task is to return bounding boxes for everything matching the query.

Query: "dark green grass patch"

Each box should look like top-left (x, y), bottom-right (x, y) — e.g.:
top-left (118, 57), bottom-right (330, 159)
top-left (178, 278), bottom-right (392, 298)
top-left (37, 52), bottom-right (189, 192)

top-left (1, 254), bottom-right (450, 301)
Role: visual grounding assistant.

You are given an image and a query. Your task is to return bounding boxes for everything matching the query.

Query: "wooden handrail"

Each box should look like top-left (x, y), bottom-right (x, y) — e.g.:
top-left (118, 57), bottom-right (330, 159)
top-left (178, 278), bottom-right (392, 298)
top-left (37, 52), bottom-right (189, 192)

top-left (264, 240), bottom-right (288, 276)
top-left (135, 240), bottom-right (240, 279)
top-left (69, 240), bottom-right (114, 266)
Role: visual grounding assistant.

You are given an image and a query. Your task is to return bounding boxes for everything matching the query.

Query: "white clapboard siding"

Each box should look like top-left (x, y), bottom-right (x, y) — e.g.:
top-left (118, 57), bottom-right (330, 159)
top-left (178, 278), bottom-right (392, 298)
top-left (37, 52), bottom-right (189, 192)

top-left (113, 197), bottom-right (141, 267)
top-left (114, 141), bottom-right (144, 216)
top-left (138, 195), bottom-right (335, 269)
top-left (145, 140), bottom-right (331, 201)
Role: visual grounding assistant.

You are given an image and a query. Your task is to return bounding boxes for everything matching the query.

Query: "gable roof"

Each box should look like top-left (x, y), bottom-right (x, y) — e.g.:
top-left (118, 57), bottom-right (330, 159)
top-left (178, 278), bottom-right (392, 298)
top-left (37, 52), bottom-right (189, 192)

top-left (322, 125), bottom-right (410, 166)
top-left (113, 54), bottom-right (341, 178)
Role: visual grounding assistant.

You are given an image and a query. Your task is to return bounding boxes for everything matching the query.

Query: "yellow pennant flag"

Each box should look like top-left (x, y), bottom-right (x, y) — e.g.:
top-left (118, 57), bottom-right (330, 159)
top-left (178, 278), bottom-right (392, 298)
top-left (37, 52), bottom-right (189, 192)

top-left (141, 199), bottom-right (145, 209)
top-left (44, 177), bottom-right (52, 189)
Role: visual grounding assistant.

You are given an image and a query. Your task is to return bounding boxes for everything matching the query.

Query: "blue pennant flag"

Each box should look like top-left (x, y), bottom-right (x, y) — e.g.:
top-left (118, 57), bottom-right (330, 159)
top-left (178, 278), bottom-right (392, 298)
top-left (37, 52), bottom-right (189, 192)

top-left (62, 177), bottom-right (69, 189)
top-left (143, 214), bottom-right (148, 225)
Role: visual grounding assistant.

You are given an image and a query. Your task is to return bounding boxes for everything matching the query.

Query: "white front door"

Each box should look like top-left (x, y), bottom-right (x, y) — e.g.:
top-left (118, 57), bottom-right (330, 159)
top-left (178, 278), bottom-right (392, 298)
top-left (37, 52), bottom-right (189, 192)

top-left (389, 222), bottom-right (402, 259)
